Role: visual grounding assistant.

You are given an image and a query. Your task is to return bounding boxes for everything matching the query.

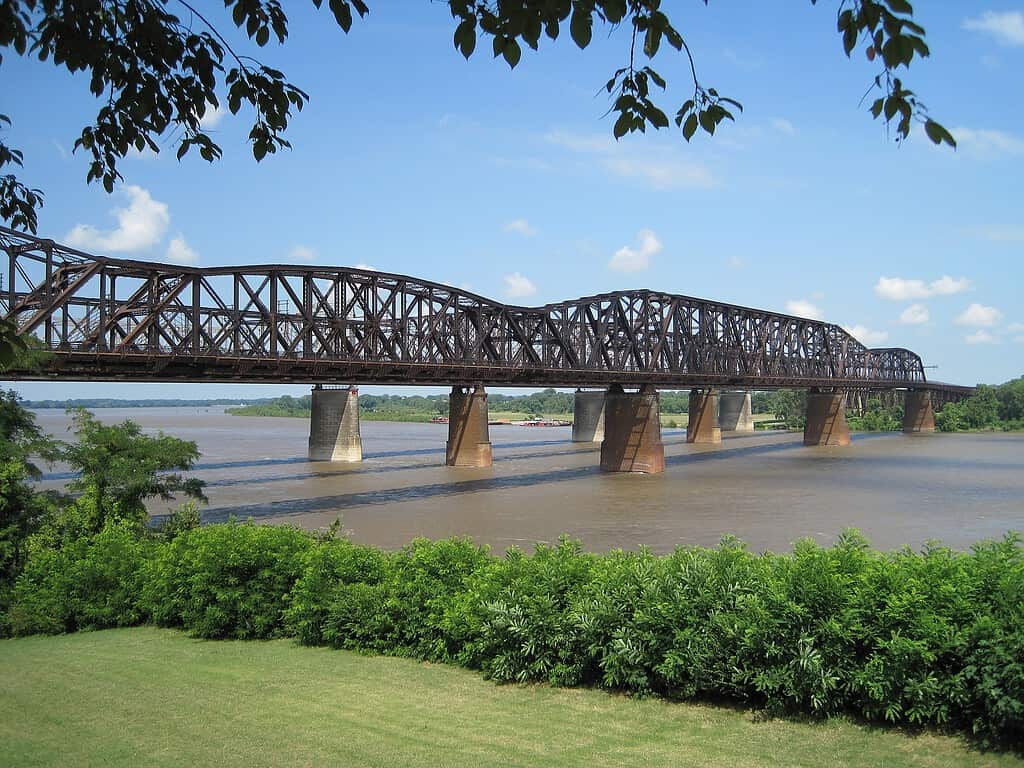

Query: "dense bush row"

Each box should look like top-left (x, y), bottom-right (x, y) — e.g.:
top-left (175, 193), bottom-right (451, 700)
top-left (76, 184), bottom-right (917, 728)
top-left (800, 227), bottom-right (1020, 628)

top-left (4, 522), bottom-right (1022, 748)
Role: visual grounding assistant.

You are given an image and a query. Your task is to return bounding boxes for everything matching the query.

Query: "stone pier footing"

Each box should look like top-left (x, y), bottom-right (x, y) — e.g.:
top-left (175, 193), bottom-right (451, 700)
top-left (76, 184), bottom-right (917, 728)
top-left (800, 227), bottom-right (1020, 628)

top-left (600, 384), bottom-right (665, 473)
top-left (572, 390), bottom-right (606, 443)
top-left (903, 390), bottom-right (936, 433)
top-left (718, 391), bottom-right (755, 433)
top-left (308, 385), bottom-right (363, 462)
top-left (803, 390), bottom-right (851, 446)
top-left (446, 385), bottom-right (493, 467)
top-left (687, 389), bottom-right (722, 444)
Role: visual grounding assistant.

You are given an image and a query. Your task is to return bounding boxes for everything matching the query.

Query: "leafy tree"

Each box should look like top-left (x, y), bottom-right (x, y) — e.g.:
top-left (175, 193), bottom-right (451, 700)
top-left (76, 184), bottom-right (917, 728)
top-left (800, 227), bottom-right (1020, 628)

top-left (0, 391), bottom-right (61, 594)
top-left (769, 389), bottom-right (807, 429)
top-left (1, 0), bottom-right (953, 235)
top-left (57, 409), bottom-right (205, 538)
top-left (995, 377), bottom-right (1024, 423)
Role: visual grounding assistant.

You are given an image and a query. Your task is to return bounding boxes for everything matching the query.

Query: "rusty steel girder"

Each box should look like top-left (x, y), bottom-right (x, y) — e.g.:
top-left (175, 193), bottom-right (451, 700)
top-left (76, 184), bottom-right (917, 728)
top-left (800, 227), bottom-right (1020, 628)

top-left (0, 226), bottom-right (973, 398)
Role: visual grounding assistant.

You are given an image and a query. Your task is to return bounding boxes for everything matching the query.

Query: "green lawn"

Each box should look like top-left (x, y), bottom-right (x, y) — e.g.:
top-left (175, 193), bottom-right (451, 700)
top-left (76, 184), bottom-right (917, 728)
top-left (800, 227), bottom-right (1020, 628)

top-left (1, 628), bottom-right (1018, 768)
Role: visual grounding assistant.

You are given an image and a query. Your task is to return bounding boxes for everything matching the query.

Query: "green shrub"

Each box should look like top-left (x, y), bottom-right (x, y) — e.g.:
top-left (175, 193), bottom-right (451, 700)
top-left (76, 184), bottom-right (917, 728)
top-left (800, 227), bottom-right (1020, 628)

top-left (284, 538), bottom-right (391, 647)
top-left (6, 523), bottom-right (1023, 748)
top-left (141, 521), bottom-right (313, 639)
top-left (445, 537), bottom-right (599, 685)
top-left (7, 523), bottom-right (154, 635)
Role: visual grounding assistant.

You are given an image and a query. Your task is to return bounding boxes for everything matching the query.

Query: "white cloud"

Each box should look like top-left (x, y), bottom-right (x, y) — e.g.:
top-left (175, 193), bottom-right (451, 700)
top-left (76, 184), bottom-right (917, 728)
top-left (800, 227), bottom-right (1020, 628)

top-left (966, 329), bottom-right (998, 345)
top-left (503, 219), bottom-right (536, 236)
top-left (785, 299), bottom-right (824, 320)
top-left (969, 226), bottom-right (1024, 243)
top-left (956, 303), bottom-right (1003, 327)
top-left (727, 256), bottom-right (746, 270)
top-left (51, 139), bottom-right (69, 159)
top-left (899, 304), bottom-right (929, 325)
top-left (846, 325), bottom-right (889, 347)
top-left (963, 11), bottom-right (1024, 46)
top-left (165, 234), bottom-right (199, 265)
top-left (354, 262), bottom-right (378, 271)
top-left (770, 118), bottom-right (795, 135)
top-left (609, 229), bottom-right (661, 273)
top-left (502, 272), bottom-right (537, 300)
top-left (1008, 322), bottom-right (1024, 333)
top-left (199, 103), bottom-right (226, 130)
top-left (603, 156), bottom-right (716, 189)
top-left (287, 245), bottom-right (318, 264)
top-left (544, 130), bottom-right (717, 189)
top-left (951, 127), bottom-right (1024, 155)
top-left (65, 185), bottom-right (170, 253)
top-left (874, 275), bottom-right (970, 301)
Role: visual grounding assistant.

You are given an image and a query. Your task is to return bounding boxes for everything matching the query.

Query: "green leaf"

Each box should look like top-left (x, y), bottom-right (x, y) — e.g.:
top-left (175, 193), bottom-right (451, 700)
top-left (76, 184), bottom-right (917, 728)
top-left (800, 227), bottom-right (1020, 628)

top-left (924, 119), bottom-right (956, 148)
top-left (682, 113), bottom-right (698, 141)
top-left (570, 9), bottom-right (592, 49)
top-left (503, 38), bottom-right (521, 68)
top-left (613, 112), bottom-right (630, 139)
top-left (648, 107), bottom-right (669, 130)
top-left (454, 20), bottom-right (476, 59)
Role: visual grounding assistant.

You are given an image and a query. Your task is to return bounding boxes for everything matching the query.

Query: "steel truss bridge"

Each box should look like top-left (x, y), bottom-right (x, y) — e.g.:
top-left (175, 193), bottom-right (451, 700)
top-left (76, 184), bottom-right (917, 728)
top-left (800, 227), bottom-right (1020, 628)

top-left (0, 227), bottom-right (973, 401)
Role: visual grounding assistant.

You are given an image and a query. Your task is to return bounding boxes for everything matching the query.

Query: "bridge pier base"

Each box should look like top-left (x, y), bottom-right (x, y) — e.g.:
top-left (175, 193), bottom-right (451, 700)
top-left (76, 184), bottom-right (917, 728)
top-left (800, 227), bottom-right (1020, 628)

top-left (572, 390), bottom-right (606, 442)
top-left (308, 385), bottom-right (363, 462)
top-left (687, 389), bottom-right (722, 444)
top-left (718, 391), bottom-right (754, 433)
top-left (803, 390), bottom-right (850, 446)
top-left (903, 390), bottom-right (936, 433)
top-left (446, 385), bottom-right (493, 467)
top-left (600, 384), bottom-right (665, 473)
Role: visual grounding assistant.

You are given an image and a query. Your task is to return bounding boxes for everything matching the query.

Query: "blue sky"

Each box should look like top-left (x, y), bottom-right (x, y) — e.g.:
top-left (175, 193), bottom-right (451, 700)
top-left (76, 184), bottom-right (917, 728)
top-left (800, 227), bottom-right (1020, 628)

top-left (2, 2), bottom-right (1022, 401)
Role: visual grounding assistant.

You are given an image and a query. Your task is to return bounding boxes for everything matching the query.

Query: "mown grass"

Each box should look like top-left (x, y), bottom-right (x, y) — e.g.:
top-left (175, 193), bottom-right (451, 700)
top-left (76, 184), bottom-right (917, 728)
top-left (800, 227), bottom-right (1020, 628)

top-left (1, 628), bottom-right (1019, 768)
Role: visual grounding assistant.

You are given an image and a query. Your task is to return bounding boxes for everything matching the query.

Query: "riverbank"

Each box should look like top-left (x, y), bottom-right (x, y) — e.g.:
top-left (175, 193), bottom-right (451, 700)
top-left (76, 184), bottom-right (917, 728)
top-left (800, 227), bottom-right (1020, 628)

top-left (2, 628), bottom-right (1018, 768)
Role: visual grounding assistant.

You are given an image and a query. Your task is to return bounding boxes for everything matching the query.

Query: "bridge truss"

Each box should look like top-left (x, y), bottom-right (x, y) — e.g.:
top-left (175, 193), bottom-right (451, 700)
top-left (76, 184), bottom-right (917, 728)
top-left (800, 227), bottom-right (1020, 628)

top-left (0, 227), bottom-right (973, 397)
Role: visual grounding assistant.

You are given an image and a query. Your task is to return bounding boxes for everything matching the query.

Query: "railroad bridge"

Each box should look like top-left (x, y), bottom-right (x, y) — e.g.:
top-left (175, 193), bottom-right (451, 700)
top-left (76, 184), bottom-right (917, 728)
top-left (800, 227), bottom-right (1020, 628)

top-left (2, 227), bottom-right (974, 473)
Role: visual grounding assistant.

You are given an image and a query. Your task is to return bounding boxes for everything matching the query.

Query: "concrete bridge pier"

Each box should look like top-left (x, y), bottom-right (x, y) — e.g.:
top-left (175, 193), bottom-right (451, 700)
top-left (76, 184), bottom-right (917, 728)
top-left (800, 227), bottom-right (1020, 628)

top-left (446, 384), bottom-right (493, 467)
top-left (308, 385), bottom-right (363, 462)
top-left (572, 389), bottom-right (606, 442)
top-left (687, 389), bottom-right (722, 444)
top-left (718, 391), bottom-right (755, 433)
top-left (599, 384), bottom-right (665, 473)
top-left (803, 389), bottom-right (850, 446)
top-left (903, 390), bottom-right (936, 433)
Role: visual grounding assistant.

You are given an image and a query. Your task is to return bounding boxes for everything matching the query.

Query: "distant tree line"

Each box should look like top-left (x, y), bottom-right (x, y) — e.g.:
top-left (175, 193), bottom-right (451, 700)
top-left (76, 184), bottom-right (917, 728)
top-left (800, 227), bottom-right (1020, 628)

top-left (936, 377), bottom-right (1024, 432)
top-left (24, 398), bottom-right (274, 409)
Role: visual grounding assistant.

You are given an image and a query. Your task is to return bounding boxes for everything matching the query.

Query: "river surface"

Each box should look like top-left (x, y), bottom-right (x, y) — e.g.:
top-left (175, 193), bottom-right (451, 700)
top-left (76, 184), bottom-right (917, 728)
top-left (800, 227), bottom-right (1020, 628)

top-left (34, 407), bottom-right (1024, 554)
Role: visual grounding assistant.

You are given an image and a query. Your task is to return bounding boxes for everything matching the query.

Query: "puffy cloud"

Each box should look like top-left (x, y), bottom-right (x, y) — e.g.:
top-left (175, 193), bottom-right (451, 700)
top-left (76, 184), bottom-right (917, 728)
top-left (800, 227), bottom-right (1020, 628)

top-left (846, 325), bottom-right (889, 346)
top-left (874, 275), bottom-right (969, 301)
top-left (951, 127), bottom-right (1024, 155)
top-left (503, 272), bottom-right (537, 300)
top-left (354, 263), bottom-right (378, 271)
top-left (65, 186), bottom-right (170, 253)
top-left (784, 299), bottom-right (824, 320)
top-left (899, 304), bottom-right (929, 325)
top-left (966, 329), bottom-right (997, 345)
top-left (503, 219), bottom-right (536, 236)
top-left (609, 229), bottom-right (661, 273)
top-left (165, 234), bottom-right (199, 265)
top-left (199, 103), bottom-right (226, 129)
top-left (963, 11), bottom-right (1024, 46)
top-left (956, 303), bottom-right (1003, 327)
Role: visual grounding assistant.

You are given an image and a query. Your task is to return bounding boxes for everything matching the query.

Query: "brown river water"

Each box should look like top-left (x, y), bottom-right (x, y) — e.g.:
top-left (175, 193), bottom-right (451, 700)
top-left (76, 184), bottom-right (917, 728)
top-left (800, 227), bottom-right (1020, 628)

top-left (34, 407), bottom-right (1024, 554)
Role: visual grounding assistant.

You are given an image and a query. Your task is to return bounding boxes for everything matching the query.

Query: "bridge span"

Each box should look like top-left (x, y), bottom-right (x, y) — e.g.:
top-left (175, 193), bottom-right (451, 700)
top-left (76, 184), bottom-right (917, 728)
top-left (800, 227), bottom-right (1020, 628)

top-left (2, 227), bottom-right (974, 473)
